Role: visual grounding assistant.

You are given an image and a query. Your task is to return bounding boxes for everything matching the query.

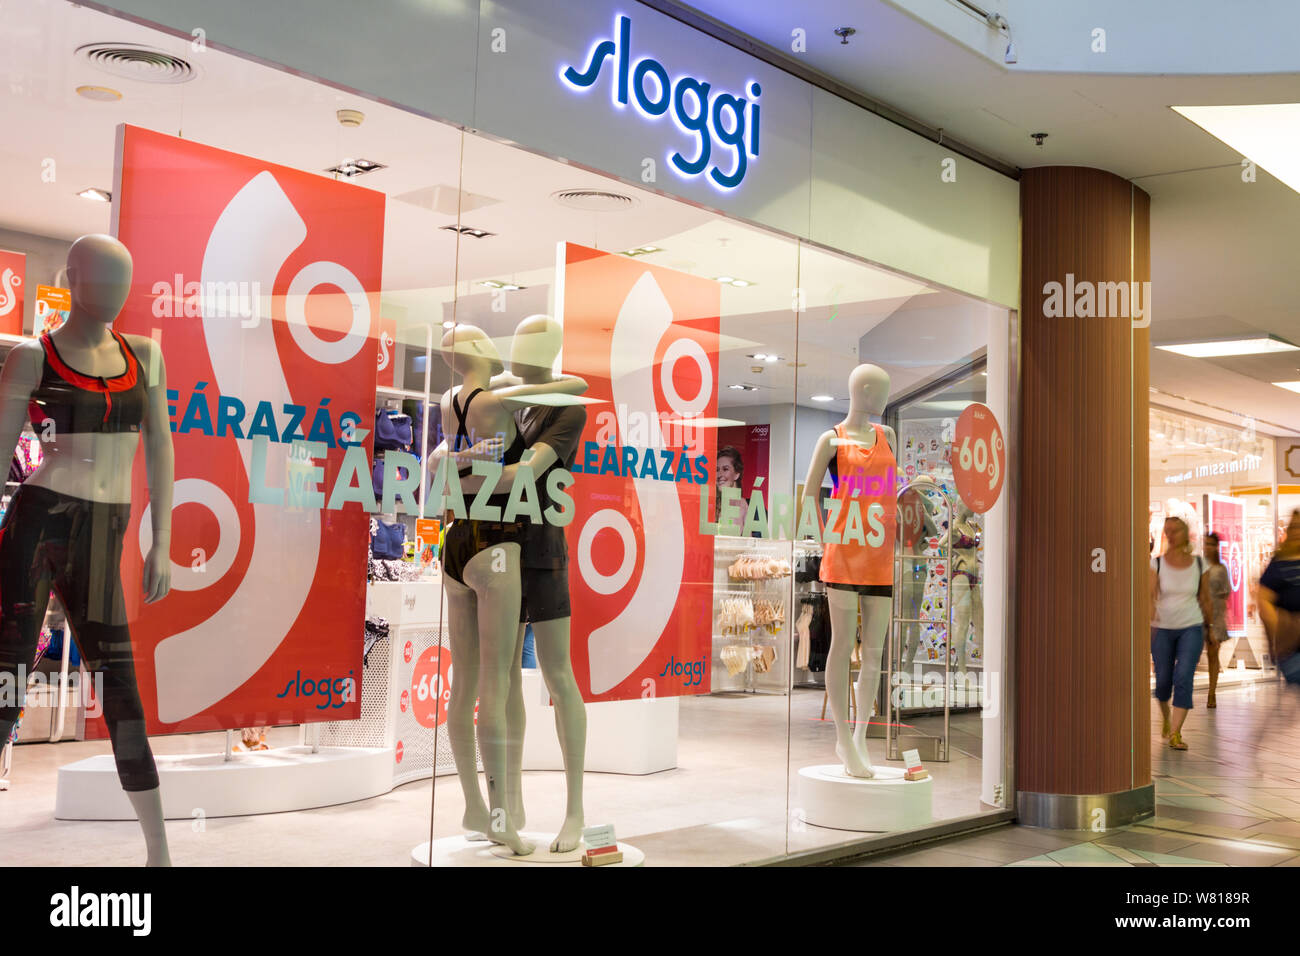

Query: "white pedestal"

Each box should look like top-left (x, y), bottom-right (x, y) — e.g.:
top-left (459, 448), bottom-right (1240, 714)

top-left (798, 764), bottom-right (933, 832)
top-left (520, 669), bottom-right (678, 775)
top-left (410, 834), bottom-right (645, 867)
top-left (54, 746), bottom-right (393, 821)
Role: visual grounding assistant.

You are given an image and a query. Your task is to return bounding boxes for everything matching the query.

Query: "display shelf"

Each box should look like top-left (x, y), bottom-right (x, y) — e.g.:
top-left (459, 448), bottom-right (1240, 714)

top-left (710, 536), bottom-right (792, 696)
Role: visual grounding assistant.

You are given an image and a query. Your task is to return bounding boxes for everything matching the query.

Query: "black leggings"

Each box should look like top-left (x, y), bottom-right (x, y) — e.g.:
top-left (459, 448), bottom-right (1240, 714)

top-left (0, 484), bottom-right (158, 791)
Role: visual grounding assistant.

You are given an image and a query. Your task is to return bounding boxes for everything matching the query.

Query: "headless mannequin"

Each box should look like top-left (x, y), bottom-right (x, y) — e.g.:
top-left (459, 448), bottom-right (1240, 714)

top-left (801, 364), bottom-right (895, 779)
top-left (950, 503), bottom-right (983, 682)
top-left (0, 234), bottom-right (173, 865)
top-left (493, 315), bottom-right (588, 854)
top-left (431, 325), bottom-right (586, 856)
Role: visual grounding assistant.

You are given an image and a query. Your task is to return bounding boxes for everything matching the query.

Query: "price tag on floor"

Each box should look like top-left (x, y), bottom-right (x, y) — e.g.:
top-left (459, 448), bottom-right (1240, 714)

top-left (952, 402), bottom-right (1005, 514)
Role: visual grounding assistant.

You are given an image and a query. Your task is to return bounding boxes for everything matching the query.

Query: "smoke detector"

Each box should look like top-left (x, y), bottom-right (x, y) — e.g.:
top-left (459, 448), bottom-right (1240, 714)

top-left (551, 188), bottom-right (639, 212)
top-left (75, 43), bottom-right (197, 84)
top-left (337, 109), bottom-right (365, 127)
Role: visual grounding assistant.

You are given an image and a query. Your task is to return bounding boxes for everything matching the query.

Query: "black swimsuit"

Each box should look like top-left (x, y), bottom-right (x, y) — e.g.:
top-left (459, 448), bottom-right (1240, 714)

top-left (443, 387), bottom-right (529, 586)
top-left (0, 330), bottom-right (158, 792)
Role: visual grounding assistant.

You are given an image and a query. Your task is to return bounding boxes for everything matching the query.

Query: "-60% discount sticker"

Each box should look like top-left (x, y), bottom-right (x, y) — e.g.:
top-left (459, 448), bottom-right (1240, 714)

top-left (410, 647), bottom-right (452, 729)
top-left (952, 402), bottom-right (1005, 514)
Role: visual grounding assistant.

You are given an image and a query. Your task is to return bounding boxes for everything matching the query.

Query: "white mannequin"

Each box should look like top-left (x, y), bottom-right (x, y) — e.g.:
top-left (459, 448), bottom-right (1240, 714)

top-left (801, 364), bottom-right (895, 779)
top-left (950, 502), bottom-right (983, 683)
top-left (0, 234), bottom-right (173, 865)
top-left (494, 315), bottom-right (588, 853)
top-left (431, 324), bottom-right (585, 856)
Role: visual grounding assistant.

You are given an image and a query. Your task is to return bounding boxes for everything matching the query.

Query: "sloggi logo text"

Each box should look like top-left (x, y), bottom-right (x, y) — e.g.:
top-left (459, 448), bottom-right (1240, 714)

top-left (561, 14), bottom-right (761, 190)
top-left (276, 670), bottom-right (357, 710)
top-left (658, 654), bottom-right (706, 687)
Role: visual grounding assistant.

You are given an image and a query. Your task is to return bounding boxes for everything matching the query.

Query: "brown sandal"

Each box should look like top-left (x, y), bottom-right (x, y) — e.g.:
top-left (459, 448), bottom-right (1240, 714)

top-left (1169, 732), bottom-right (1188, 751)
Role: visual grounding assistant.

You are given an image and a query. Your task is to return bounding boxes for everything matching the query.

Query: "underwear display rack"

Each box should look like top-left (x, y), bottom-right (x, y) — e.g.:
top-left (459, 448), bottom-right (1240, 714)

top-left (791, 544), bottom-right (829, 686)
top-left (711, 537), bottom-right (793, 695)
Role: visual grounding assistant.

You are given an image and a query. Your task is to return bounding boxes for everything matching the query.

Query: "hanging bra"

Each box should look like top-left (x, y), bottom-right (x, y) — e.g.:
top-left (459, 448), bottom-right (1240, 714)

top-left (27, 331), bottom-right (147, 435)
top-left (954, 532), bottom-right (978, 550)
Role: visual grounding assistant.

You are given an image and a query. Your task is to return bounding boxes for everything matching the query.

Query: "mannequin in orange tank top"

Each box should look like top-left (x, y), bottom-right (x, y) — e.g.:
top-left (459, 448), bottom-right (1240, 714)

top-left (800, 365), bottom-right (896, 778)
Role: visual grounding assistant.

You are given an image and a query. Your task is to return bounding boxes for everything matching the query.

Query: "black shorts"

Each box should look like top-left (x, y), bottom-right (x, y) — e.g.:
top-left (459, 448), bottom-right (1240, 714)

top-left (443, 519), bottom-right (525, 586)
top-left (826, 582), bottom-right (893, 598)
top-left (520, 565), bottom-right (571, 623)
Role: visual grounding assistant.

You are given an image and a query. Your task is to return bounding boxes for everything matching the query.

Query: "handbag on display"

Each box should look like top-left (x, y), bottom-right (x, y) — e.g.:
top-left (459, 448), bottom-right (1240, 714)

top-left (369, 517), bottom-right (407, 560)
top-left (373, 409), bottom-right (413, 451)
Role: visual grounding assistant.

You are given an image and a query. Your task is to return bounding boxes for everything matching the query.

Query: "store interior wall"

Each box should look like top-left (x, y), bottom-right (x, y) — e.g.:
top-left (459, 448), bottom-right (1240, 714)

top-left (0, 227), bottom-right (72, 335)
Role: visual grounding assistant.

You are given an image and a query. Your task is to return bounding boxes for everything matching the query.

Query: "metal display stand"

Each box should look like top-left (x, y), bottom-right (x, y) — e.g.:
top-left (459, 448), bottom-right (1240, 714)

top-left (886, 478), bottom-right (953, 763)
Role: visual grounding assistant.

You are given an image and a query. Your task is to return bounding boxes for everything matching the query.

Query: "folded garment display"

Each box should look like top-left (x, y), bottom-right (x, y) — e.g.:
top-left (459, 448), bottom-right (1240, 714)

top-left (369, 517), bottom-right (407, 559)
top-left (374, 408), bottom-right (414, 451)
top-left (367, 557), bottom-right (423, 582)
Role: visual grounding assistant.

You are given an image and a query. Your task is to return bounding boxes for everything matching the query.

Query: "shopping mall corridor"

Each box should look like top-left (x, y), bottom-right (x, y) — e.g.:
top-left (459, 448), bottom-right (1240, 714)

top-left (848, 678), bottom-right (1300, 867)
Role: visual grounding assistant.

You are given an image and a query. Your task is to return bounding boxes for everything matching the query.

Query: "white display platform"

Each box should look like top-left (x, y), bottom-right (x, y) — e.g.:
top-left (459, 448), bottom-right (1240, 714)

top-left (411, 834), bottom-right (645, 867)
top-left (798, 764), bottom-right (933, 832)
top-left (520, 669), bottom-right (678, 775)
top-left (55, 745), bottom-right (393, 821)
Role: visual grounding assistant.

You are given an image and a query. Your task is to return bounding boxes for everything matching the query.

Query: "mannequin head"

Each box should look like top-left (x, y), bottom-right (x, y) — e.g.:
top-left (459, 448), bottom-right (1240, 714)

top-left (66, 234), bottom-right (132, 325)
top-left (509, 314), bottom-right (562, 380)
top-left (846, 364), bottom-right (891, 417)
top-left (440, 324), bottom-right (504, 379)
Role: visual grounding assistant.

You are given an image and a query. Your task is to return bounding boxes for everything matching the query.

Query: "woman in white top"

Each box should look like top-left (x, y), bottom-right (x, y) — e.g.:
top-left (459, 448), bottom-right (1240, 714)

top-left (1149, 516), bottom-right (1210, 751)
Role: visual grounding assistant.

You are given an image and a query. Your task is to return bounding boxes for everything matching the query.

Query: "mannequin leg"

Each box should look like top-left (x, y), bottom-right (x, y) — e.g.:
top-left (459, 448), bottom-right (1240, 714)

top-left (952, 577), bottom-right (972, 684)
top-left (851, 595), bottom-right (892, 758)
top-left (825, 587), bottom-right (872, 777)
top-left (444, 575), bottom-right (492, 834)
top-left (126, 787), bottom-right (171, 867)
top-left (462, 543), bottom-right (533, 856)
top-left (505, 623), bottom-right (527, 828)
top-left (533, 617), bottom-right (587, 851)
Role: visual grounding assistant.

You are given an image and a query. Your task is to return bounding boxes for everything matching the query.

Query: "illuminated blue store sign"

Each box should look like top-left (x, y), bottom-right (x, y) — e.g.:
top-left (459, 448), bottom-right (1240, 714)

top-left (560, 14), bottom-right (761, 190)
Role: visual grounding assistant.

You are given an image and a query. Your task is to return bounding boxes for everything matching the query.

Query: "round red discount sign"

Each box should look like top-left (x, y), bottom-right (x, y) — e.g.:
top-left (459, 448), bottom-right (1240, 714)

top-left (898, 487), bottom-right (927, 549)
top-left (410, 647), bottom-right (452, 729)
top-left (952, 403), bottom-right (1005, 514)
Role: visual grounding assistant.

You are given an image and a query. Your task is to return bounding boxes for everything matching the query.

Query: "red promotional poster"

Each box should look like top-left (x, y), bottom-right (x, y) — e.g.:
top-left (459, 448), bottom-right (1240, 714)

top-left (0, 249), bottom-right (25, 335)
top-left (111, 125), bottom-right (383, 732)
top-left (716, 422), bottom-right (770, 514)
top-left (952, 402), bottom-right (1006, 514)
top-left (1207, 494), bottom-right (1246, 637)
top-left (561, 242), bottom-right (719, 701)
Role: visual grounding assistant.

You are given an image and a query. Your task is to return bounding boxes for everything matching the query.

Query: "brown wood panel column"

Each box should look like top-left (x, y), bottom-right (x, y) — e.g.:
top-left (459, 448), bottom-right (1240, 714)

top-left (1016, 167), bottom-right (1152, 826)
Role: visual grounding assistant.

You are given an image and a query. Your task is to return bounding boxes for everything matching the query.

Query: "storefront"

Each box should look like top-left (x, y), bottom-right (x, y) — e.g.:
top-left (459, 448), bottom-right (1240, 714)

top-left (0, 0), bottom-right (1019, 866)
top-left (1149, 406), bottom-right (1276, 671)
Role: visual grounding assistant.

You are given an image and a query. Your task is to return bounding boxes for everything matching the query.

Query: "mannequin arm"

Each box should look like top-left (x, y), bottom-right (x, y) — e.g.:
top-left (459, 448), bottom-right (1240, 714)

top-left (496, 374), bottom-right (588, 408)
top-left (501, 442), bottom-right (559, 485)
top-left (136, 337), bottom-right (174, 603)
top-left (797, 430), bottom-right (836, 538)
top-left (1148, 565), bottom-right (1159, 622)
top-left (0, 342), bottom-right (41, 471)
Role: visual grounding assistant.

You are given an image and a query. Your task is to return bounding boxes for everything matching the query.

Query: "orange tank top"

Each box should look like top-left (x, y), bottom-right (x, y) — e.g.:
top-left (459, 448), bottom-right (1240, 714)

top-left (818, 423), bottom-right (897, 587)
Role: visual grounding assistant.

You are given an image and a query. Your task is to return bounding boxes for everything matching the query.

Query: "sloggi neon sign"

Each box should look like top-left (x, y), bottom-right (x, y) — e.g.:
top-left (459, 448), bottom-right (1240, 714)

top-left (560, 14), bottom-right (761, 190)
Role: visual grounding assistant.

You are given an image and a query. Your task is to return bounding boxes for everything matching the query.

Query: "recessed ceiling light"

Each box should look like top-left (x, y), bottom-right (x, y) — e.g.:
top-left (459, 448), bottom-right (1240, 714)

top-left (76, 85), bottom-right (121, 102)
top-left (811, 394), bottom-right (834, 402)
top-left (477, 280), bottom-right (525, 292)
top-left (325, 158), bottom-right (387, 178)
top-left (727, 384), bottom-right (757, 391)
top-left (1156, 336), bottom-right (1299, 358)
top-left (77, 187), bottom-right (111, 202)
top-left (716, 276), bottom-right (734, 284)
top-left (1273, 381), bottom-right (1300, 394)
top-left (442, 320), bottom-right (456, 329)
top-left (621, 245), bottom-right (663, 257)
top-left (731, 279), bottom-right (752, 288)
top-left (1173, 104), bottom-right (1300, 197)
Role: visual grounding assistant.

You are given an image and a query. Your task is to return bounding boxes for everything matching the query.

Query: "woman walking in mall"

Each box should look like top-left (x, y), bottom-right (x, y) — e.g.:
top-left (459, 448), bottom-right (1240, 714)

top-left (1150, 516), bottom-right (1209, 750)
top-left (1259, 510), bottom-right (1300, 682)
top-left (1201, 532), bottom-right (1231, 708)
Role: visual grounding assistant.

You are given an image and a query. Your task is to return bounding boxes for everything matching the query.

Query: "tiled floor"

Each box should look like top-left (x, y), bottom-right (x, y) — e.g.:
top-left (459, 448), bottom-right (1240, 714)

top-left (855, 675), bottom-right (1300, 867)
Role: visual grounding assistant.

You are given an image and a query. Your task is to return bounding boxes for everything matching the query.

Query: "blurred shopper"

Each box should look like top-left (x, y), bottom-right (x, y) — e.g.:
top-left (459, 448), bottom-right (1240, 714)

top-left (1259, 510), bottom-right (1300, 684)
top-left (1150, 516), bottom-right (1208, 751)
top-left (1202, 532), bottom-right (1231, 708)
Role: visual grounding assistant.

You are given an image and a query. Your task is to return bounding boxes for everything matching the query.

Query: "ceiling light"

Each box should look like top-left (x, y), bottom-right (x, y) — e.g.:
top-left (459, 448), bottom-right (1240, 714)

top-left (764, 354), bottom-right (778, 363)
top-left (77, 188), bottom-right (111, 202)
top-left (477, 280), bottom-right (525, 292)
top-left (727, 384), bottom-right (757, 391)
top-left (1174, 104), bottom-right (1300, 197)
top-left (76, 85), bottom-right (121, 102)
top-left (716, 276), bottom-right (733, 284)
top-left (621, 245), bottom-right (662, 257)
top-left (325, 158), bottom-right (386, 178)
top-left (811, 394), bottom-right (834, 402)
top-left (731, 279), bottom-right (752, 288)
top-left (442, 320), bottom-right (456, 329)
top-left (1273, 381), bottom-right (1300, 394)
top-left (1156, 335), bottom-right (1299, 358)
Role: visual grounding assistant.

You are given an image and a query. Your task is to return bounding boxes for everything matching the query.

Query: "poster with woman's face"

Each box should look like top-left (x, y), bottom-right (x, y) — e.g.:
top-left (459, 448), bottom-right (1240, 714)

top-left (716, 424), bottom-right (770, 515)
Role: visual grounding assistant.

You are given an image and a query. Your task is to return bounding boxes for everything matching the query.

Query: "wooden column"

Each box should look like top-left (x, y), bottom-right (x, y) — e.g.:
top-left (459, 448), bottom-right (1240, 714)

top-left (1016, 167), bottom-right (1152, 826)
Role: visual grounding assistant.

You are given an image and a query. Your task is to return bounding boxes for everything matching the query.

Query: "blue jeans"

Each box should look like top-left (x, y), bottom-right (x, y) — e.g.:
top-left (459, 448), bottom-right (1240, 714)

top-left (1151, 625), bottom-right (1202, 711)
top-left (521, 624), bottom-right (537, 670)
